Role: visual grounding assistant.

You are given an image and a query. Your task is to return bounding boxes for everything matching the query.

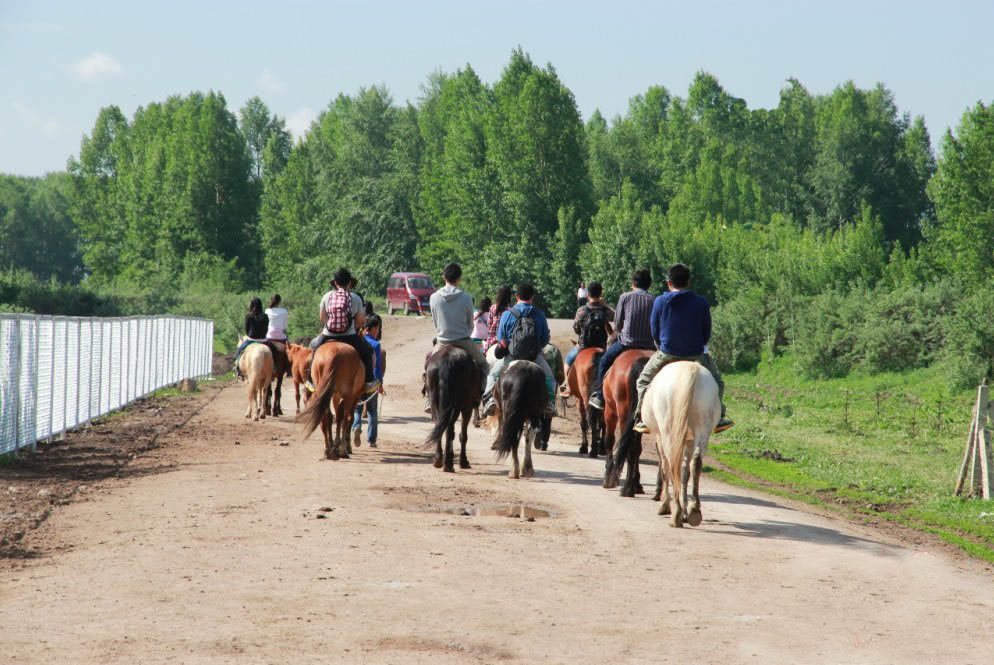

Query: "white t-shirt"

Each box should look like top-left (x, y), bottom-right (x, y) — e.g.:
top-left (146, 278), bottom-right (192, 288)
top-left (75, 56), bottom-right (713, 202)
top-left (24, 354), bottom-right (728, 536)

top-left (472, 310), bottom-right (490, 339)
top-left (319, 290), bottom-right (363, 336)
top-left (265, 307), bottom-right (289, 339)
top-left (577, 287), bottom-right (588, 299)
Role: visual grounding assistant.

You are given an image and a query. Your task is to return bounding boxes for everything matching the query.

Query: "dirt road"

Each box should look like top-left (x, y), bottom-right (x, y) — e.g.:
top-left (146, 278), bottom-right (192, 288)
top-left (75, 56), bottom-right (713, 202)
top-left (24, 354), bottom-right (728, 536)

top-left (4, 315), bottom-right (994, 664)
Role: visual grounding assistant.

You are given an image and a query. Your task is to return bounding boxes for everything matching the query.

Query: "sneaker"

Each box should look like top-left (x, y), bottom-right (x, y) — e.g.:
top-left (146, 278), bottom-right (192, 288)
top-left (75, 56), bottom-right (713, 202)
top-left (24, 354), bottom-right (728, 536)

top-left (713, 417), bottom-right (734, 433)
top-left (304, 380), bottom-right (315, 392)
top-left (588, 394), bottom-right (604, 410)
top-left (559, 385), bottom-right (572, 397)
top-left (368, 441), bottom-right (377, 448)
top-left (633, 419), bottom-right (650, 434)
top-left (481, 400), bottom-right (497, 417)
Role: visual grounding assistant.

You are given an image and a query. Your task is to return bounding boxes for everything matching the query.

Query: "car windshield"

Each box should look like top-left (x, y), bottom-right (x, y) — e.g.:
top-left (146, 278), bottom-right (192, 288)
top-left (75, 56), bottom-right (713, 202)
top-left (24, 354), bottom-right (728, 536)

top-left (407, 277), bottom-right (434, 289)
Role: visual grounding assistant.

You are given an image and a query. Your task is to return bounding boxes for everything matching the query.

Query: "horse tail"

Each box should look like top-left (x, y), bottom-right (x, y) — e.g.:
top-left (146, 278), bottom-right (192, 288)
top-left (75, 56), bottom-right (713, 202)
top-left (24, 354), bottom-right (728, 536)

top-left (423, 355), bottom-right (459, 448)
top-left (495, 366), bottom-right (544, 461)
top-left (665, 363), bottom-right (698, 463)
top-left (298, 352), bottom-right (336, 439)
top-left (611, 356), bottom-right (651, 473)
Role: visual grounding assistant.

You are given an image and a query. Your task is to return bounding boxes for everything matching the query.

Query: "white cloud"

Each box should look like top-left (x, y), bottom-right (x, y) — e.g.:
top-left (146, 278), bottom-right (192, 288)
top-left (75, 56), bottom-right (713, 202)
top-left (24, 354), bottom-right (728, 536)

top-left (12, 101), bottom-right (68, 138)
top-left (70, 52), bottom-right (123, 82)
top-left (259, 69), bottom-right (284, 94)
top-left (286, 107), bottom-right (317, 140)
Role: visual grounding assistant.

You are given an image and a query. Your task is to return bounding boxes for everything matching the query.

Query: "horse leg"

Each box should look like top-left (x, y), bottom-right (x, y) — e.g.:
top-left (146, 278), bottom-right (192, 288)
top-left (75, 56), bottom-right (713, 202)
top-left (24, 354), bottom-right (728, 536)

top-left (509, 439), bottom-right (520, 479)
top-left (459, 410), bottom-right (472, 469)
top-left (338, 402), bottom-right (351, 459)
top-left (620, 433), bottom-right (642, 497)
top-left (324, 410), bottom-right (338, 460)
top-left (578, 400), bottom-right (589, 456)
top-left (294, 381), bottom-right (301, 413)
top-left (274, 374), bottom-right (284, 417)
top-left (264, 383), bottom-right (272, 416)
top-left (433, 439), bottom-right (443, 468)
top-left (602, 413), bottom-right (618, 488)
top-left (245, 383), bottom-right (253, 419)
top-left (686, 451), bottom-right (704, 526)
top-left (522, 424), bottom-right (535, 478)
top-left (443, 422), bottom-right (455, 473)
top-left (652, 465), bottom-right (663, 502)
top-left (669, 457), bottom-right (684, 528)
top-left (658, 456), bottom-right (672, 516)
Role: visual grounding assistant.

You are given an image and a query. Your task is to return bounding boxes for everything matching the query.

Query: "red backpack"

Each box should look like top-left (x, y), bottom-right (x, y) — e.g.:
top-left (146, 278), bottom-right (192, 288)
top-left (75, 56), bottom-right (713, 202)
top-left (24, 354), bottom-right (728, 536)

top-left (324, 288), bottom-right (353, 334)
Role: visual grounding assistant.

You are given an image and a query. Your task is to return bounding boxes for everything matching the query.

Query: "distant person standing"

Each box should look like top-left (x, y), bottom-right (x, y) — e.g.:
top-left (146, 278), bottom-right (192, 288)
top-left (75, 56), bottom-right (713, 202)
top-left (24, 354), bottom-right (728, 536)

top-left (577, 281), bottom-right (588, 308)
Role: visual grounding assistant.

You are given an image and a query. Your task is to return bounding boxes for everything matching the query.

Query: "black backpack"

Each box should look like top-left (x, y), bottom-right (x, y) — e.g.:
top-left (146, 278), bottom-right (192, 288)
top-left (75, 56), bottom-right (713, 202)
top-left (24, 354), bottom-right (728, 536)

top-left (579, 306), bottom-right (608, 348)
top-left (507, 309), bottom-right (541, 360)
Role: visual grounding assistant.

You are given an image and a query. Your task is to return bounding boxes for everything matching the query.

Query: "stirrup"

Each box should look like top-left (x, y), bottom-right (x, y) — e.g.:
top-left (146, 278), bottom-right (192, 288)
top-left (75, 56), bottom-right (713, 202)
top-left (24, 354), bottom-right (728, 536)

top-left (304, 380), bottom-right (315, 392)
top-left (713, 417), bottom-right (734, 433)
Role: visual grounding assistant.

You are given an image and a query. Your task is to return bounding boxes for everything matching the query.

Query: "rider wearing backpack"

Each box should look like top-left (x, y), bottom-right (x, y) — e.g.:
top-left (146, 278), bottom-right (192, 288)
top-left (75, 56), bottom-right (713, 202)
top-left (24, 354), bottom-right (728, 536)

top-left (304, 267), bottom-right (379, 395)
top-left (481, 283), bottom-right (557, 418)
top-left (565, 281), bottom-right (614, 368)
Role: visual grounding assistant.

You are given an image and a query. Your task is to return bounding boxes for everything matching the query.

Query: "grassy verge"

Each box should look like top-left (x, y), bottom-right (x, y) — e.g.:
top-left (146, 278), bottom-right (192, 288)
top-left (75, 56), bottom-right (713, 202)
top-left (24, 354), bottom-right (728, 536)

top-left (711, 352), bottom-right (994, 563)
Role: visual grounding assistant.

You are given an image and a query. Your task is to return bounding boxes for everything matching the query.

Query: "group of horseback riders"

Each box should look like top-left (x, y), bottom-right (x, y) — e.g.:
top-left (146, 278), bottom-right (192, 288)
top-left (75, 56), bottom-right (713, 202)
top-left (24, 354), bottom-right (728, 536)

top-left (234, 259), bottom-right (732, 437)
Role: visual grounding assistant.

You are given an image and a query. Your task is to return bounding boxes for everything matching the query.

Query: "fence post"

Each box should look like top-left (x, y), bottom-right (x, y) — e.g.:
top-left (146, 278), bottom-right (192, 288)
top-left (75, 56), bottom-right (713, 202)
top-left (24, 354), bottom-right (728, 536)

top-left (74, 319), bottom-right (81, 431)
top-left (31, 315), bottom-right (40, 452)
top-left (12, 316), bottom-right (21, 457)
top-left (96, 318), bottom-right (104, 419)
top-left (62, 317), bottom-right (69, 440)
top-left (47, 317), bottom-right (55, 445)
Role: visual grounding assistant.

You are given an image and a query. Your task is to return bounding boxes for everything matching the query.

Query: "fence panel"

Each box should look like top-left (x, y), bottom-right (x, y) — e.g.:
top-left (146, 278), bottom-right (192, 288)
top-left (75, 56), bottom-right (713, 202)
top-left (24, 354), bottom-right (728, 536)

top-left (0, 314), bottom-right (214, 456)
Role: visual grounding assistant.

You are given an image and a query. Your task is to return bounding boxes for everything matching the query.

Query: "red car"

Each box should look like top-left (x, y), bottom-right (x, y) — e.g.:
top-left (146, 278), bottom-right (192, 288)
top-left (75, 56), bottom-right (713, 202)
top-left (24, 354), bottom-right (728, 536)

top-left (386, 272), bottom-right (436, 315)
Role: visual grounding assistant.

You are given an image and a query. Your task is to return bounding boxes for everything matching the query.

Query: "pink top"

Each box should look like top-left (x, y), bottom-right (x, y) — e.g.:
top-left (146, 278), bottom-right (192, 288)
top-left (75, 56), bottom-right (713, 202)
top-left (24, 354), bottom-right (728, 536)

top-left (472, 310), bottom-right (490, 339)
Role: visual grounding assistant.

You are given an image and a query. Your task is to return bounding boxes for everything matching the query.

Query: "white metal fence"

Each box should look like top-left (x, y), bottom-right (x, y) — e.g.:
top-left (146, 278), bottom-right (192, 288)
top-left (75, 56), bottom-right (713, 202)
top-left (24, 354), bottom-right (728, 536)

top-left (0, 314), bottom-right (214, 456)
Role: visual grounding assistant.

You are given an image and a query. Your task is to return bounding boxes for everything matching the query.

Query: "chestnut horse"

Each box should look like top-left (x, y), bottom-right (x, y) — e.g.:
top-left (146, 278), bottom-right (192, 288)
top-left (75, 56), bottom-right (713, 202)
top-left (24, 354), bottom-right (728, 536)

top-left (238, 341), bottom-right (275, 421)
top-left (491, 360), bottom-right (546, 479)
top-left (601, 349), bottom-right (653, 496)
top-left (614, 361), bottom-right (720, 527)
top-left (286, 343), bottom-right (312, 413)
top-left (565, 347), bottom-right (603, 457)
top-left (297, 341), bottom-right (364, 460)
top-left (424, 345), bottom-right (482, 472)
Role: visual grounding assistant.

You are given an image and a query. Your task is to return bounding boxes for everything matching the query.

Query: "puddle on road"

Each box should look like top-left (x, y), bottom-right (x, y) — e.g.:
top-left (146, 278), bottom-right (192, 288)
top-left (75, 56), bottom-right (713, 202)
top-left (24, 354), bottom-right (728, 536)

top-left (414, 503), bottom-right (552, 519)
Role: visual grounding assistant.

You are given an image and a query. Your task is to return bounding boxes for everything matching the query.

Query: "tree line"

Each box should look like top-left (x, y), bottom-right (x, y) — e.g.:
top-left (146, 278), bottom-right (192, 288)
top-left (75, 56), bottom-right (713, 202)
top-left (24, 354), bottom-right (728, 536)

top-left (3, 48), bottom-right (994, 385)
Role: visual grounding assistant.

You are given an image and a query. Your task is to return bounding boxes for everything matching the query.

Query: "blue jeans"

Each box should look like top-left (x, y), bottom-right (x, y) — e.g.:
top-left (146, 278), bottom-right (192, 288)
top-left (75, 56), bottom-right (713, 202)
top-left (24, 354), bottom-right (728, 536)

top-left (592, 341), bottom-right (635, 397)
top-left (565, 345), bottom-right (580, 366)
top-left (352, 393), bottom-right (378, 443)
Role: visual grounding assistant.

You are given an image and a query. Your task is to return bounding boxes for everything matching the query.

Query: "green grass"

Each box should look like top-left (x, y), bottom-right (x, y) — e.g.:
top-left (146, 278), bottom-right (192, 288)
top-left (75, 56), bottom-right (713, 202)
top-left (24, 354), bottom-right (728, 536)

top-left (711, 351), bottom-right (994, 561)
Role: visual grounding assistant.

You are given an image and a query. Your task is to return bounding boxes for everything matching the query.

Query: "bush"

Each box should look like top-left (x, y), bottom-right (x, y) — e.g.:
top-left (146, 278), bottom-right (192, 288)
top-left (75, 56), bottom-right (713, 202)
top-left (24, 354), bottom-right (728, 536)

top-left (938, 283), bottom-right (994, 389)
top-left (856, 283), bottom-right (956, 373)
top-left (794, 291), bottom-right (864, 378)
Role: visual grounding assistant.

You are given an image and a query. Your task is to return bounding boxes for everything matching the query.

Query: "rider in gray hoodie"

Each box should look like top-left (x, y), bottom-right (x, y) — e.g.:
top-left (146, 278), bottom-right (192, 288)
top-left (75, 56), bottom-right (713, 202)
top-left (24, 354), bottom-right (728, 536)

top-left (428, 263), bottom-right (490, 394)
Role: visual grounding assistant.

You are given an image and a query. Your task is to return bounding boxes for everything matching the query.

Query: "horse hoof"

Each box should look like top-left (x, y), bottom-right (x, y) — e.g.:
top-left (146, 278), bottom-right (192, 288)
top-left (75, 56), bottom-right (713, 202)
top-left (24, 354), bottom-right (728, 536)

top-left (444, 466), bottom-right (455, 473)
top-left (661, 502), bottom-right (672, 516)
top-left (522, 468), bottom-right (535, 478)
top-left (687, 509), bottom-right (702, 527)
top-left (579, 445), bottom-right (588, 456)
top-left (652, 492), bottom-right (661, 502)
top-left (460, 461), bottom-right (471, 469)
top-left (635, 484), bottom-right (645, 495)
top-left (620, 487), bottom-right (636, 498)
top-left (433, 458), bottom-right (443, 469)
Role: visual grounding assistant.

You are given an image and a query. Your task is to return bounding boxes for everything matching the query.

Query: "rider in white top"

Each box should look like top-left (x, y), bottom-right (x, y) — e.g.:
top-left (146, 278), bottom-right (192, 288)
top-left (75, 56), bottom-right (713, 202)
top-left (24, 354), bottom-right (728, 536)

top-left (265, 303), bottom-right (289, 341)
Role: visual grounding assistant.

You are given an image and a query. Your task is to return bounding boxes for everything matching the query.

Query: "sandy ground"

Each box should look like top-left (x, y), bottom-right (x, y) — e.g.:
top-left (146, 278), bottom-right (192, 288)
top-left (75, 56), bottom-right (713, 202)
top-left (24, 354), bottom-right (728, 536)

top-left (4, 315), bottom-right (994, 664)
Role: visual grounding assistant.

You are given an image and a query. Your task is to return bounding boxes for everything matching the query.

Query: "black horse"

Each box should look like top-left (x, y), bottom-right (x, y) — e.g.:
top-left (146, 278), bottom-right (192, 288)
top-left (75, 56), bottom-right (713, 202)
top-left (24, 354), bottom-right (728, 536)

top-left (424, 345), bottom-right (482, 472)
top-left (493, 356), bottom-right (547, 479)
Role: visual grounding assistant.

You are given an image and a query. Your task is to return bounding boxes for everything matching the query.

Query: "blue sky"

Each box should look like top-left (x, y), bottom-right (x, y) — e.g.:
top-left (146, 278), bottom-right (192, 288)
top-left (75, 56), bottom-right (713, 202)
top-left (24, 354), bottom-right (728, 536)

top-left (2, 0), bottom-right (992, 176)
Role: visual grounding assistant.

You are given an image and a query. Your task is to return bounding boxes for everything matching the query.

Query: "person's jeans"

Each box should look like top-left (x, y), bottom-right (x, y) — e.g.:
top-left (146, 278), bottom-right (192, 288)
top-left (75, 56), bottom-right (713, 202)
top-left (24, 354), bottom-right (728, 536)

top-left (565, 345), bottom-right (580, 367)
top-left (352, 393), bottom-right (378, 443)
top-left (591, 341), bottom-right (629, 396)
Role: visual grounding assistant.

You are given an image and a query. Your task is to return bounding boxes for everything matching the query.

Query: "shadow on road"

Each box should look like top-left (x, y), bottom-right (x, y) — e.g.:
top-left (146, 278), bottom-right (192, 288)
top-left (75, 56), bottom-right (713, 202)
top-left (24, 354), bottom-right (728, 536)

top-left (701, 518), bottom-right (886, 551)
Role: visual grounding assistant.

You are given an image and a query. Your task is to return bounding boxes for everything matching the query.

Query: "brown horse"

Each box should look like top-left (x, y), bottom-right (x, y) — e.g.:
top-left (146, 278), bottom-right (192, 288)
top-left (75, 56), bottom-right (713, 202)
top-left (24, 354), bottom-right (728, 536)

top-left (565, 347), bottom-right (603, 457)
top-left (238, 341), bottom-right (275, 421)
top-left (286, 343), bottom-right (312, 413)
top-left (264, 340), bottom-right (290, 417)
top-left (297, 341), bottom-right (364, 460)
top-left (601, 349), bottom-right (653, 496)
top-left (424, 345), bottom-right (482, 472)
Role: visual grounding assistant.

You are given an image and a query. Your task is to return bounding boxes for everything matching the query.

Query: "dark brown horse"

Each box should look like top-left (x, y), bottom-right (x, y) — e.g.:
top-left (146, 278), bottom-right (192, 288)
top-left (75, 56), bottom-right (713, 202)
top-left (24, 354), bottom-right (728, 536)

top-left (566, 347), bottom-right (603, 457)
top-left (492, 359), bottom-right (547, 479)
top-left (264, 340), bottom-right (291, 417)
top-left (424, 345), bottom-right (482, 472)
top-left (297, 341), bottom-right (364, 460)
top-left (601, 349), bottom-right (653, 497)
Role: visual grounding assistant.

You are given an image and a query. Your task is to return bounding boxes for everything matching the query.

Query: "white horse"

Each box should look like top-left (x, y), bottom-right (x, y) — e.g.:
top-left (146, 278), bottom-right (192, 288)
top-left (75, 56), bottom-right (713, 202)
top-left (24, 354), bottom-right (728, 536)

top-left (641, 361), bottom-right (720, 527)
top-left (238, 340), bottom-right (275, 421)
